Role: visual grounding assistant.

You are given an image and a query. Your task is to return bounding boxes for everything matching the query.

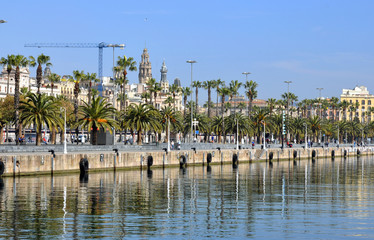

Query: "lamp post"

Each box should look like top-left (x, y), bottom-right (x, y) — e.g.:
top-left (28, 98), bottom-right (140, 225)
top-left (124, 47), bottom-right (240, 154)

top-left (261, 120), bottom-right (266, 150)
top-left (60, 107), bottom-right (67, 154)
top-left (187, 60), bottom-right (196, 143)
top-left (242, 72), bottom-right (251, 81)
top-left (303, 123), bottom-right (307, 149)
top-left (284, 81), bottom-right (292, 141)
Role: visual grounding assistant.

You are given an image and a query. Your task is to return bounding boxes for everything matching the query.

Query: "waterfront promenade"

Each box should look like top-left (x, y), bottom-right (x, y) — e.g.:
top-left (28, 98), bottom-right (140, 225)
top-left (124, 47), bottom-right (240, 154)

top-left (0, 142), bottom-right (373, 177)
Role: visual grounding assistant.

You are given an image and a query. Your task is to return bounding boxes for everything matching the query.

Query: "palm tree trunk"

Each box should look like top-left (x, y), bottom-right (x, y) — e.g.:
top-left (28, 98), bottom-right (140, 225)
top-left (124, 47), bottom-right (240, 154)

top-left (14, 66), bottom-right (21, 145)
top-left (216, 88), bottom-right (219, 117)
top-left (36, 123), bottom-right (42, 146)
top-left (207, 87), bottom-right (211, 118)
top-left (221, 94), bottom-right (225, 144)
top-left (137, 129), bottom-right (142, 145)
top-left (196, 87), bottom-right (199, 114)
top-left (183, 96), bottom-right (187, 117)
top-left (37, 64), bottom-right (42, 94)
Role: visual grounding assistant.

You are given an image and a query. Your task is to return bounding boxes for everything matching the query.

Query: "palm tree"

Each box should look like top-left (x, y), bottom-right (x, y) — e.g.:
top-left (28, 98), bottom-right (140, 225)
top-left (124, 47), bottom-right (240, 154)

top-left (0, 54), bottom-right (15, 95)
top-left (229, 80), bottom-right (242, 114)
top-left (251, 108), bottom-right (270, 144)
top-left (218, 86), bottom-right (231, 143)
top-left (13, 55), bottom-right (29, 145)
top-left (192, 80), bottom-right (202, 113)
top-left (211, 116), bottom-right (223, 143)
top-left (214, 79), bottom-right (223, 117)
top-left (244, 80), bottom-right (258, 117)
top-left (29, 54), bottom-right (52, 94)
top-left (48, 73), bottom-right (60, 96)
top-left (330, 96), bottom-right (339, 121)
top-left (181, 87), bottom-right (191, 117)
top-left (308, 116), bottom-right (321, 142)
top-left (116, 55), bottom-right (137, 111)
top-left (169, 83), bottom-right (181, 110)
top-left (83, 72), bottom-right (98, 105)
top-left (19, 93), bottom-right (61, 146)
top-left (237, 102), bottom-right (246, 114)
top-left (72, 70), bottom-right (85, 141)
top-left (164, 96), bottom-right (174, 107)
top-left (203, 80), bottom-right (216, 118)
top-left (160, 106), bottom-right (183, 143)
top-left (267, 98), bottom-right (277, 116)
top-left (150, 80), bottom-right (162, 109)
top-left (141, 92), bottom-right (151, 104)
top-left (78, 96), bottom-right (117, 145)
top-left (122, 104), bottom-right (161, 145)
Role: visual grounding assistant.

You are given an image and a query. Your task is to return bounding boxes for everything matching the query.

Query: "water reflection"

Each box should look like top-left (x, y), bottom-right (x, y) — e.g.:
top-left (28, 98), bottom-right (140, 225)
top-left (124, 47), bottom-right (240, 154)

top-left (0, 157), bottom-right (374, 238)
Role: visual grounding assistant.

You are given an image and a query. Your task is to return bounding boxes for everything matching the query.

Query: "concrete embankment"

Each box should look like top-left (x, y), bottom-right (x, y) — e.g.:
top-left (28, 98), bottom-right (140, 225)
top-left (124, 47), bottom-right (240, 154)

top-left (0, 146), bottom-right (373, 177)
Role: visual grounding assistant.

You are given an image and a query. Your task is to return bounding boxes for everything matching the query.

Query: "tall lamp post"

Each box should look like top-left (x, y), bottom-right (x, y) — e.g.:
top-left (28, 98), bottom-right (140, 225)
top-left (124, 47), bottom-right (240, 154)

top-left (303, 122), bottom-right (308, 149)
top-left (187, 60), bottom-right (196, 143)
top-left (284, 81), bottom-right (292, 142)
top-left (60, 107), bottom-right (67, 154)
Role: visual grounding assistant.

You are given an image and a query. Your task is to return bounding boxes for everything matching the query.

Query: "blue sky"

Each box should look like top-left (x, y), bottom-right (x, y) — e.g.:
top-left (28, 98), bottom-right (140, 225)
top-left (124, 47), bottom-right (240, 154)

top-left (1, 0), bottom-right (374, 103)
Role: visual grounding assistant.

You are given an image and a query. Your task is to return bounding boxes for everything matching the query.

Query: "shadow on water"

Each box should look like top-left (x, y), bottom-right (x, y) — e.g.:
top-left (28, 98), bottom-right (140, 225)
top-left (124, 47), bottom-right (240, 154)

top-left (207, 165), bottom-right (212, 174)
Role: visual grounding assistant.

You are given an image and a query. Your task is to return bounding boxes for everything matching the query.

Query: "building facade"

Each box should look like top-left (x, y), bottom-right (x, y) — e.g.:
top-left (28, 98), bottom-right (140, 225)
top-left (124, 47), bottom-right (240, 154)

top-left (340, 86), bottom-right (374, 123)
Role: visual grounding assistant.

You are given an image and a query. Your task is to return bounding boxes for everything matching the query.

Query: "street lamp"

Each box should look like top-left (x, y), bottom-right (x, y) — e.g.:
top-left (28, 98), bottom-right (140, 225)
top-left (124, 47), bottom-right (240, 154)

top-left (303, 123), bottom-right (308, 149)
top-left (60, 107), bottom-right (67, 154)
top-left (284, 81), bottom-right (292, 141)
top-left (242, 72), bottom-right (251, 81)
top-left (187, 60), bottom-right (197, 143)
top-left (261, 120), bottom-right (266, 150)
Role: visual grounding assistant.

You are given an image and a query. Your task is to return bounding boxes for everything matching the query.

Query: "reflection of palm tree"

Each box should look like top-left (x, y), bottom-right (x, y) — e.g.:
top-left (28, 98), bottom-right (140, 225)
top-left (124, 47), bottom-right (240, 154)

top-left (20, 93), bottom-right (61, 146)
top-left (29, 54), bottom-right (52, 94)
top-left (122, 104), bottom-right (161, 145)
top-left (78, 96), bottom-right (117, 145)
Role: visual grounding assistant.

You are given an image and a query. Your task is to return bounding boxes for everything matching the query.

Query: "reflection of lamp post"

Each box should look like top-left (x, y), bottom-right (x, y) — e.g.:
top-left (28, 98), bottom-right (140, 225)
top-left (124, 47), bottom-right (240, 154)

top-left (303, 123), bottom-right (307, 149)
top-left (187, 60), bottom-right (197, 143)
top-left (60, 107), bottom-right (67, 154)
top-left (236, 117), bottom-right (239, 150)
top-left (167, 118), bottom-right (170, 152)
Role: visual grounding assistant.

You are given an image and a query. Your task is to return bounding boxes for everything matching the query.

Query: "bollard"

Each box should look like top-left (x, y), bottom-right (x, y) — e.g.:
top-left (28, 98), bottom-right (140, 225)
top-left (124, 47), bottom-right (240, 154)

top-left (0, 159), bottom-right (4, 176)
top-left (331, 150), bottom-right (335, 159)
top-left (207, 153), bottom-right (212, 164)
top-left (180, 155), bottom-right (187, 168)
top-left (79, 158), bottom-right (89, 174)
top-left (147, 155), bottom-right (153, 168)
top-left (269, 152), bottom-right (273, 161)
top-left (293, 150), bottom-right (297, 159)
top-left (232, 153), bottom-right (238, 167)
top-left (312, 150), bottom-right (316, 158)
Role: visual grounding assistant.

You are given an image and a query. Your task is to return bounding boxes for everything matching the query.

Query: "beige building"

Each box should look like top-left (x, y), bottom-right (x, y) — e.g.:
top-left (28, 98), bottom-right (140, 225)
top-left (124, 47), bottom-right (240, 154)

top-left (340, 85), bottom-right (374, 123)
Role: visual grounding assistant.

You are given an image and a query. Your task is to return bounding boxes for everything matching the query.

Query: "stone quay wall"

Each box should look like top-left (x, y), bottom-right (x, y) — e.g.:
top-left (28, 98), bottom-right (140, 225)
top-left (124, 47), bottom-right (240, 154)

top-left (0, 146), bottom-right (373, 177)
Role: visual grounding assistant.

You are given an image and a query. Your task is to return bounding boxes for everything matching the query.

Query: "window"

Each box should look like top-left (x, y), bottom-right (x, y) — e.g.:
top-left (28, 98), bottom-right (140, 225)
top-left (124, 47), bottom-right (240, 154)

top-left (362, 100), bottom-right (365, 105)
top-left (369, 100), bottom-right (372, 105)
top-left (356, 100), bottom-right (359, 104)
top-left (350, 100), bottom-right (352, 104)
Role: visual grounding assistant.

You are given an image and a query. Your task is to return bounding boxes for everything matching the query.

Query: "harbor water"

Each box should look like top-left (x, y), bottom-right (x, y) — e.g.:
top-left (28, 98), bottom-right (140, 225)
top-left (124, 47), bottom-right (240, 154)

top-left (0, 156), bottom-right (374, 239)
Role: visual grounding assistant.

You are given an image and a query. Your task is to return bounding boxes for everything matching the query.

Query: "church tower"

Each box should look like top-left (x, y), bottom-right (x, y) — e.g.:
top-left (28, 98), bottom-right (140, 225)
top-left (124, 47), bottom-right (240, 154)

top-left (160, 60), bottom-right (169, 93)
top-left (138, 48), bottom-right (152, 84)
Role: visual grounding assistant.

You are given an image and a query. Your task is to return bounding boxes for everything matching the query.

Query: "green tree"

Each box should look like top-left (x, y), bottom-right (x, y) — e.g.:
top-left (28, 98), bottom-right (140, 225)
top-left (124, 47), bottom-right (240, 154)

top-left (13, 55), bottom-right (29, 145)
top-left (203, 80), bottom-right (216, 118)
top-left (160, 106), bottom-right (183, 143)
top-left (29, 54), bottom-right (52, 94)
top-left (0, 54), bottom-right (15, 95)
top-left (169, 83), bottom-right (181, 110)
top-left (116, 55), bottom-right (137, 111)
top-left (192, 80), bottom-right (202, 113)
top-left (122, 104), bottom-right (161, 145)
top-left (244, 80), bottom-right (258, 116)
top-left (19, 93), bottom-right (61, 146)
top-left (229, 80), bottom-right (242, 114)
top-left (48, 73), bottom-right (60, 96)
top-left (181, 87), bottom-right (191, 117)
top-left (72, 70), bottom-right (85, 141)
top-left (78, 96), bottom-right (117, 145)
